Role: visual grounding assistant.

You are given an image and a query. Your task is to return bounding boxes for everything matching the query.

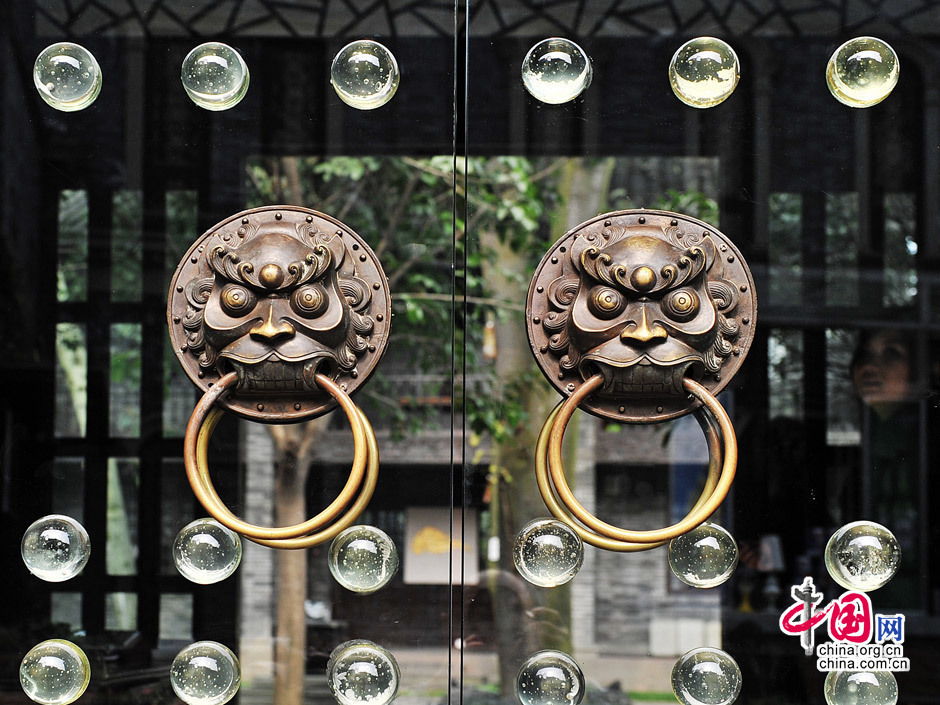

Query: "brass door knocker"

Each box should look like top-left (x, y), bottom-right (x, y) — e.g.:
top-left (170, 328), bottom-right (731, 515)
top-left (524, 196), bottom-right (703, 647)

top-left (526, 209), bottom-right (756, 551)
top-left (167, 205), bottom-right (390, 548)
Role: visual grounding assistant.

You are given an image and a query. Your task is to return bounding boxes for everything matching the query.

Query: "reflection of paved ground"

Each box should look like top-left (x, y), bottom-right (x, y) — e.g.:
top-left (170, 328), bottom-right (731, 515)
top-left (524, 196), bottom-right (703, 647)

top-left (238, 649), bottom-right (676, 705)
top-left (393, 648), bottom-right (677, 696)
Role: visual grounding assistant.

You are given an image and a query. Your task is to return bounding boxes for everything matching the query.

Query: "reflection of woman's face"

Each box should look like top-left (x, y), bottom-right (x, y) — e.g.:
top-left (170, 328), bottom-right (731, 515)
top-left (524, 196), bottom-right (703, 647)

top-left (852, 334), bottom-right (913, 413)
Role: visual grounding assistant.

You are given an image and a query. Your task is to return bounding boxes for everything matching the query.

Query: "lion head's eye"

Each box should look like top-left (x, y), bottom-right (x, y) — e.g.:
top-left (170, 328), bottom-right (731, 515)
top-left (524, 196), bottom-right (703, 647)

top-left (290, 284), bottom-right (329, 318)
top-left (220, 284), bottom-right (256, 316)
top-left (662, 288), bottom-right (700, 321)
top-left (587, 286), bottom-right (626, 319)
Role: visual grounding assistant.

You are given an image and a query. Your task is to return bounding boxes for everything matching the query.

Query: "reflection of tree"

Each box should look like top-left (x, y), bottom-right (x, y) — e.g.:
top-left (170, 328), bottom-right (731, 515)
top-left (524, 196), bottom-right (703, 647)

top-left (56, 191), bottom-right (89, 437)
top-left (57, 190), bottom-right (89, 303)
top-left (477, 157), bottom-right (721, 695)
top-left (768, 330), bottom-right (804, 420)
top-left (54, 156), bottom-right (730, 699)
top-left (826, 193), bottom-right (860, 305)
top-left (55, 191), bottom-right (145, 631)
top-left (883, 193), bottom-right (917, 307)
top-left (245, 155), bottom-right (555, 705)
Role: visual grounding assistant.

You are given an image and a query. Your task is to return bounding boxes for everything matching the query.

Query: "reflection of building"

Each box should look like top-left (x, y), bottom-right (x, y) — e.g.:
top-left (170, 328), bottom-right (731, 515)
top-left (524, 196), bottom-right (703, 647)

top-left (579, 417), bottom-right (724, 657)
top-left (238, 412), bottom-right (474, 678)
top-left (238, 414), bottom-right (724, 681)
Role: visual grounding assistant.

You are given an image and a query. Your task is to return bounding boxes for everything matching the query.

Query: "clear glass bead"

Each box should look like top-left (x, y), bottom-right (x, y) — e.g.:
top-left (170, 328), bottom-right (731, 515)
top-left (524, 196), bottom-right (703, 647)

top-left (672, 647), bottom-right (742, 705)
top-left (825, 521), bottom-right (901, 592)
top-left (331, 40), bottom-right (400, 110)
top-left (824, 670), bottom-right (898, 705)
top-left (171, 641), bottom-right (240, 705)
top-left (668, 522), bottom-right (738, 588)
top-left (20, 639), bottom-right (91, 705)
top-left (21, 515), bottom-right (91, 582)
top-left (516, 650), bottom-right (585, 705)
top-left (521, 38), bottom-right (592, 104)
top-left (327, 640), bottom-right (400, 705)
top-left (181, 42), bottom-right (250, 111)
top-left (513, 518), bottom-right (584, 587)
top-left (668, 37), bottom-right (740, 108)
top-left (173, 519), bottom-right (242, 585)
top-left (33, 43), bottom-right (102, 112)
top-left (826, 37), bottom-right (899, 108)
top-left (329, 525), bottom-right (399, 594)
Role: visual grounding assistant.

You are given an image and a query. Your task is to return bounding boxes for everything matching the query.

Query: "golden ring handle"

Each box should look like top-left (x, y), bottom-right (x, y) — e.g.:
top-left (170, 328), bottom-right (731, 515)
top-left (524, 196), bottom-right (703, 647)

top-left (184, 371), bottom-right (379, 549)
top-left (535, 373), bottom-right (737, 550)
top-left (534, 401), bottom-right (723, 552)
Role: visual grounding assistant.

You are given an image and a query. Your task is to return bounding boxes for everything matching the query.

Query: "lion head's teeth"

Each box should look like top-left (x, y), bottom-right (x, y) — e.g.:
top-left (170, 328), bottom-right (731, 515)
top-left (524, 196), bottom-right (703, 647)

top-left (231, 360), bottom-right (316, 393)
top-left (593, 361), bottom-right (692, 396)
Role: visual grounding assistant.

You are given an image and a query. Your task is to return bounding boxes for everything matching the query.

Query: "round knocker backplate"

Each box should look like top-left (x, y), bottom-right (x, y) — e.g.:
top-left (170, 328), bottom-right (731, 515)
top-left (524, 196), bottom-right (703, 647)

top-left (167, 205), bottom-right (391, 422)
top-left (526, 209), bottom-right (757, 423)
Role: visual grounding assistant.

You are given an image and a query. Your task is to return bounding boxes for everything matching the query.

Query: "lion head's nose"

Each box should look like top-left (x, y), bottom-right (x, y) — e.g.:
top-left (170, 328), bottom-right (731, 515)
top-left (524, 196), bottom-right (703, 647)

top-left (249, 300), bottom-right (295, 342)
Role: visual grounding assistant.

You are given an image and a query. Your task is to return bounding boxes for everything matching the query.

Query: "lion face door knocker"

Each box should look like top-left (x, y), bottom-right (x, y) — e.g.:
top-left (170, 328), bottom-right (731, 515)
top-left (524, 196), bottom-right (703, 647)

top-left (167, 206), bottom-right (390, 549)
top-left (526, 210), bottom-right (756, 552)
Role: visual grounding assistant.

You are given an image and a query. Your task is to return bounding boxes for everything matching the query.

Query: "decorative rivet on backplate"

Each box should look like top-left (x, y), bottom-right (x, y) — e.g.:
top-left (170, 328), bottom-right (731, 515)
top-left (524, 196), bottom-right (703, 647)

top-left (176, 285), bottom-right (183, 292)
top-left (351, 370), bottom-right (359, 378)
top-left (257, 403), bottom-right (264, 411)
top-left (197, 371), bottom-right (204, 378)
top-left (359, 254), bottom-right (367, 262)
top-left (537, 286), bottom-right (544, 293)
top-left (306, 216), bottom-right (313, 223)
top-left (671, 219), bottom-right (678, 226)
top-left (275, 213), bottom-right (282, 220)
top-left (558, 372), bottom-right (565, 379)
top-left (742, 318), bottom-right (750, 324)
top-left (173, 316), bottom-right (181, 323)
top-left (294, 403), bottom-right (302, 410)
top-left (740, 284), bottom-right (747, 292)
top-left (373, 282), bottom-right (381, 289)
top-left (242, 218), bottom-right (249, 225)
top-left (533, 316), bottom-right (541, 324)
top-left (368, 344), bottom-right (376, 352)
top-left (733, 347), bottom-right (741, 356)
top-left (191, 256), bottom-right (198, 264)
top-left (657, 406), bottom-right (664, 413)
top-left (619, 406), bottom-right (626, 413)
top-left (336, 230), bottom-right (344, 236)
top-left (540, 346), bottom-right (547, 353)
top-left (604, 220), bottom-right (611, 226)
top-left (551, 256), bottom-right (558, 264)
top-left (638, 216), bottom-right (646, 224)
top-left (377, 314), bottom-right (384, 322)
top-left (727, 255), bottom-right (735, 262)
top-left (715, 374), bottom-right (721, 381)
top-left (180, 345), bottom-right (187, 353)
